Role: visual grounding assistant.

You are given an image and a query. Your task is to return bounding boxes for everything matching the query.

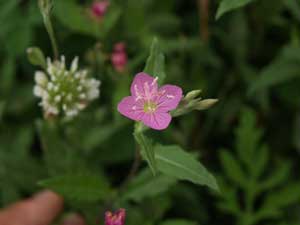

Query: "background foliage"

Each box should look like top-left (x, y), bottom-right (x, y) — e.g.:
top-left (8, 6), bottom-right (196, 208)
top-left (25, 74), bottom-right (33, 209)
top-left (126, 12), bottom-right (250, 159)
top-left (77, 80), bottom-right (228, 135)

top-left (1, 0), bottom-right (300, 225)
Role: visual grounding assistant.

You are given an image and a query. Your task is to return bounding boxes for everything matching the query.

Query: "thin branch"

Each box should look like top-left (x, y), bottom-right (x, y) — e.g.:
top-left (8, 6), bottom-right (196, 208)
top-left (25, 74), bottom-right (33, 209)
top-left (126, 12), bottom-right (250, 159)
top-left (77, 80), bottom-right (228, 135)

top-left (197, 0), bottom-right (210, 42)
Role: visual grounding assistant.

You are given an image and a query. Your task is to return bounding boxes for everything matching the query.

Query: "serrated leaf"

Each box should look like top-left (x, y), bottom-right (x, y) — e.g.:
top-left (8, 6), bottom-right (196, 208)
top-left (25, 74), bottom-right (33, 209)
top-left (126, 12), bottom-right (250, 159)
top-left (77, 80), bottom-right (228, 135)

top-left (235, 108), bottom-right (262, 168)
top-left (220, 150), bottom-right (246, 187)
top-left (154, 145), bottom-right (219, 191)
top-left (121, 169), bottom-right (176, 202)
top-left (216, 0), bottom-right (255, 20)
top-left (39, 174), bottom-right (111, 203)
top-left (144, 38), bottom-right (166, 84)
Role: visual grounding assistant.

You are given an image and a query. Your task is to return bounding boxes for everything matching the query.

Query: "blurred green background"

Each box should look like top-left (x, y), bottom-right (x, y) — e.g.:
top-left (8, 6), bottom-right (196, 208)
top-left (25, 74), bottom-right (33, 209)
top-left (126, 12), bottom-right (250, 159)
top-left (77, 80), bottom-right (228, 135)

top-left (1, 0), bottom-right (300, 225)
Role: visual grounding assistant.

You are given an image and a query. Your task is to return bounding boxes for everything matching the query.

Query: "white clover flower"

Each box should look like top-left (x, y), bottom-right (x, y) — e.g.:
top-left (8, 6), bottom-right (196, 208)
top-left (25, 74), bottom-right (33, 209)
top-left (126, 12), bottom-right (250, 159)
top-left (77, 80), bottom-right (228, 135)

top-left (33, 56), bottom-right (101, 118)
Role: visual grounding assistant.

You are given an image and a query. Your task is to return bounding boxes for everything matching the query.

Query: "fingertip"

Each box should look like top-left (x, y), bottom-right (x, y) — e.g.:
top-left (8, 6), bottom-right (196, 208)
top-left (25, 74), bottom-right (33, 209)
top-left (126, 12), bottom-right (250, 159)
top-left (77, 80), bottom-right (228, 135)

top-left (0, 190), bottom-right (64, 225)
top-left (32, 190), bottom-right (64, 207)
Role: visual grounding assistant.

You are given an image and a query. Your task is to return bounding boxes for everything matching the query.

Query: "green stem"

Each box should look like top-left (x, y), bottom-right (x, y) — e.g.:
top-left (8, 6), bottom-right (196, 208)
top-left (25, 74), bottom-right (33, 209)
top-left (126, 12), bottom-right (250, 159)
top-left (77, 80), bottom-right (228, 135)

top-left (44, 17), bottom-right (59, 60)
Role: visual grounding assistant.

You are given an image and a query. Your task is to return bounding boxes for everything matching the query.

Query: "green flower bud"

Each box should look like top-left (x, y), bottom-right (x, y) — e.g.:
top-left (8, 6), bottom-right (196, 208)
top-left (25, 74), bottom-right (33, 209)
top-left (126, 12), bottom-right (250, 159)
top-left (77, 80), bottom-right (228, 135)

top-left (27, 47), bottom-right (46, 68)
top-left (195, 99), bottom-right (218, 111)
top-left (184, 90), bottom-right (202, 101)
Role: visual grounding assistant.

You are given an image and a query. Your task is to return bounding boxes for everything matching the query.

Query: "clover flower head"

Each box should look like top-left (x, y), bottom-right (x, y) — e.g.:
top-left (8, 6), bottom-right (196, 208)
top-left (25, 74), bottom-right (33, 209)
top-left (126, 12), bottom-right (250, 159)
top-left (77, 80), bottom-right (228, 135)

top-left (111, 42), bottom-right (128, 73)
top-left (118, 73), bottom-right (182, 130)
top-left (33, 56), bottom-right (101, 119)
top-left (105, 208), bottom-right (126, 225)
top-left (91, 0), bottom-right (110, 19)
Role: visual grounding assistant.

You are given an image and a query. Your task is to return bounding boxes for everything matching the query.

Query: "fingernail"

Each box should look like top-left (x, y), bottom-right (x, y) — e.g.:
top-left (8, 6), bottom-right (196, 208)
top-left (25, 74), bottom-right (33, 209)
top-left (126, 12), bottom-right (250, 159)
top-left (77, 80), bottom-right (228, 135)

top-left (62, 214), bottom-right (85, 225)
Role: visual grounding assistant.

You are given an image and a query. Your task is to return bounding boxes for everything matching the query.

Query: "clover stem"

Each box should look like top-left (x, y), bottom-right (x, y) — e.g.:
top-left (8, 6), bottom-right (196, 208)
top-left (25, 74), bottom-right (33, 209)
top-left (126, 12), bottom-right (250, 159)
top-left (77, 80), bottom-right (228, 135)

top-left (44, 17), bottom-right (59, 60)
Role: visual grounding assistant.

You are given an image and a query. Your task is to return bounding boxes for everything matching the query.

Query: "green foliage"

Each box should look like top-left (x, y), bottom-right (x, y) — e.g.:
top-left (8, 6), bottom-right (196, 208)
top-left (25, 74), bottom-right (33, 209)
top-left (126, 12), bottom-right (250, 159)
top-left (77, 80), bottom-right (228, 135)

top-left (217, 108), bottom-right (300, 225)
top-left (54, 0), bottom-right (121, 39)
top-left (121, 169), bottom-right (177, 203)
top-left (160, 219), bottom-right (197, 225)
top-left (1, 0), bottom-right (300, 225)
top-left (216, 0), bottom-right (256, 19)
top-left (39, 174), bottom-right (111, 203)
top-left (155, 145), bottom-right (218, 191)
top-left (248, 45), bottom-right (300, 95)
top-left (134, 124), bottom-right (157, 175)
top-left (144, 38), bottom-right (166, 84)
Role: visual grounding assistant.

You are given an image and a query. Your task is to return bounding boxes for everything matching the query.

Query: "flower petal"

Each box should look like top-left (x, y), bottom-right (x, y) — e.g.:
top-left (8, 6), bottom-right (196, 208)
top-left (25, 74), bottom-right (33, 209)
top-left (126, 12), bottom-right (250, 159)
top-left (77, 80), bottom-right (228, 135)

top-left (130, 72), bottom-right (158, 100)
top-left (157, 85), bottom-right (183, 112)
top-left (142, 112), bottom-right (172, 130)
top-left (117, 96), bottom-right (144, 121)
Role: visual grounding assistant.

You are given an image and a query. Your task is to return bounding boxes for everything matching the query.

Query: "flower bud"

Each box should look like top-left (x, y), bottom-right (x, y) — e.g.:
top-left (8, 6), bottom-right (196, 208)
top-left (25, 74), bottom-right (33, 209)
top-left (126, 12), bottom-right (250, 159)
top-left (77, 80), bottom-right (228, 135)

top-left (91, 1), bottom-right (110, 19)
top-left (105, 209), bottom-right (126, 225)
top-left (111, 42), bottom-right (128, 73)
top-left (195, 99), bottom-right (218, 110)
top-left (184, 90), bottom-right (202, 101)
top-left (27, 47), bottom-right (46, 68)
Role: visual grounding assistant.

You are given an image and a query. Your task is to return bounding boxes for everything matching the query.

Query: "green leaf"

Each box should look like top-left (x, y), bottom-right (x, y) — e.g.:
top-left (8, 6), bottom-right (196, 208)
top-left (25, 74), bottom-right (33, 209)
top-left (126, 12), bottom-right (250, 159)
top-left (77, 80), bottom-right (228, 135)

top-left (251, 145), bottom-right (269, 178)
top-left (154, 145), bottom-right (219, 191)
top-left (259, 162), bottom-right (292, 191)
top-left (160, 219), bottom-right (197, 225)
top-left (263, 182), bottom-right (300, 209)
top-left (144, 37), bottom-right (166, 84)
top-left (54, 0), bottom-right (101, 38)
top-left (216, 0), bottom-right (255, 20)
top-left (248, 46), bottom-right (300, 95)
top-left (100, 6), bottom-right (121, 39)
top-left (0, 57), bottom-right (15, 96)
top-left (54, 0), bottom-right (120, 38)
top-left (235, 108), bottom-right (262, 168)
top-left (134, 128), bottom-right (157, 175)
top-left (38, 174), bottom-right (111, 203)
top-left (220, 150), bottom-right (246, 187)
top-left (121, 169), bottom-right (176, 202)
top-left (36, 120), bottom-right (88, 176)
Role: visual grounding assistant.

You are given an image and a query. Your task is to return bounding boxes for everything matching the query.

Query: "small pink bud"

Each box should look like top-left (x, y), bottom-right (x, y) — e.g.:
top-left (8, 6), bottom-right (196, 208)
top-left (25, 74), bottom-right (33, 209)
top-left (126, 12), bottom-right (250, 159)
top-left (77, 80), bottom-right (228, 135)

top-left (91, 1), bottom-right (110, 18)
top-left (105, 208), bottom-right (126, 225)
top-left (111, 42), bottom-right (128, 73)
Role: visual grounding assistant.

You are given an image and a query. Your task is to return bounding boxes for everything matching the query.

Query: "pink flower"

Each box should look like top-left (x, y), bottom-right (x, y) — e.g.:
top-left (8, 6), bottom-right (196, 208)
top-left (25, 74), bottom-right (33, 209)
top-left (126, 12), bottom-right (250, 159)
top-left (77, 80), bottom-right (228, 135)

top-left (105, 208), bottom-right (126, 225)
top-left (111, 42), bottom-right (128, 73)
top-left (117, 73), bottom-right (183, 130)
top-left (91, 1), bottom-right (110, 19)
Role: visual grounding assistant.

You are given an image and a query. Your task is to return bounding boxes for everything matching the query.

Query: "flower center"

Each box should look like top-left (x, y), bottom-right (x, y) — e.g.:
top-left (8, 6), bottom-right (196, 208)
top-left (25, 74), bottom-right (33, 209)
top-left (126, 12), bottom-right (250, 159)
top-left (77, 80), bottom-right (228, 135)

top-left (143, 101), bottom-right (157, 113)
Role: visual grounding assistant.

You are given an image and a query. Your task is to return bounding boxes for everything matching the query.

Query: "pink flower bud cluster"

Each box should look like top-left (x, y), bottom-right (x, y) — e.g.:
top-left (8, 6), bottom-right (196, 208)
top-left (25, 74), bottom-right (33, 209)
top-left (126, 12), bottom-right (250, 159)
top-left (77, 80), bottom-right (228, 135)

top-left (91, 1), bottom-right (110, 19)
top-left (111, 42), bottom-right (128, 73)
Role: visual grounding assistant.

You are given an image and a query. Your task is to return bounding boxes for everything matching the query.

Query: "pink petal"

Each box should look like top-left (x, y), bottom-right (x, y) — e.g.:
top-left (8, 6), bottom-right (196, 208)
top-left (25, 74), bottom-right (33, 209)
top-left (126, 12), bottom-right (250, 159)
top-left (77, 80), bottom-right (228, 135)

top-left (142, 112), bottom-right (172, 130)
top-left (157, 85), bottom-right (183, 112)
top-left (117, 96), bottom-right (144, 121)
top-left (130, 72), bottom-right (158, 99)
